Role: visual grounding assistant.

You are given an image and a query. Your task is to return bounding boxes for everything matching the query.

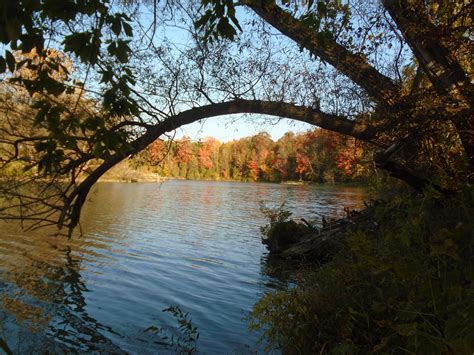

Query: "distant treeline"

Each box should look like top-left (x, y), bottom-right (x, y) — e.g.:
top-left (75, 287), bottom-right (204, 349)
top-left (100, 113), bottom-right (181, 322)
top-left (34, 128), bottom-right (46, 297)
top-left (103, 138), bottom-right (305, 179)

top-left (134, 129), bottom-right (373, 183)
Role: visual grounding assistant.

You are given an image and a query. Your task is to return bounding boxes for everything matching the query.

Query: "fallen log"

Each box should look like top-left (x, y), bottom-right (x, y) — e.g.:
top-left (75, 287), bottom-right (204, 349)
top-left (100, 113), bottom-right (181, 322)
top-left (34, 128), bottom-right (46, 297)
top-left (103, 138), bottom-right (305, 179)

top-left (264, 205), bottom-right (376, 262)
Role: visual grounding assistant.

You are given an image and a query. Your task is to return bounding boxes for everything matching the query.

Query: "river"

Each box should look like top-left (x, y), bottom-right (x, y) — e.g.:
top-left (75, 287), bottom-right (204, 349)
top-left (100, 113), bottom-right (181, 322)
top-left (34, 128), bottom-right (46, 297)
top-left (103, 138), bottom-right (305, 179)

top-left (0, 180), bottom-right (365, 353)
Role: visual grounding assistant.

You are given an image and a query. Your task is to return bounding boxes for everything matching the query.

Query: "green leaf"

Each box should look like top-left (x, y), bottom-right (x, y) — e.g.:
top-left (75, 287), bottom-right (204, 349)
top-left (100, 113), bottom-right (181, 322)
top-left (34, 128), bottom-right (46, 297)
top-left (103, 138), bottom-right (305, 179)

top-left (0, 56), bottom-right (5, 73)
top-left (111, 17), bottom-right (122, 35)
top-left (123, 22), bottom-right (133, 37)
top-left (216, 17), bottom-right (236, 39)
top-left (63, 32), bottom-right (94, 62)
top-left (194, 11), bottom-right (213, 30)
top-left (92, 142), bottom-right (104, 157)
top-left (5, 50), bottom-right (15, 72)
top-left (100, 69), bottom-right (114, 84)
top-left (107, 41), bottom-right (116, 56)
top-left (115, 40), bottom-right (130, 63)
top-left (43, 76), bottom-right (66, 96)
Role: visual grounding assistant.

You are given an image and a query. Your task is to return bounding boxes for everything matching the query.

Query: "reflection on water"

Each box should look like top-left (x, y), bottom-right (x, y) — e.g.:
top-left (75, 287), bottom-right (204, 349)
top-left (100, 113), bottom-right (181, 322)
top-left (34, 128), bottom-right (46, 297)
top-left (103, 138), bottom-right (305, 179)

top-left (0, 180), bottom-right (364, 353)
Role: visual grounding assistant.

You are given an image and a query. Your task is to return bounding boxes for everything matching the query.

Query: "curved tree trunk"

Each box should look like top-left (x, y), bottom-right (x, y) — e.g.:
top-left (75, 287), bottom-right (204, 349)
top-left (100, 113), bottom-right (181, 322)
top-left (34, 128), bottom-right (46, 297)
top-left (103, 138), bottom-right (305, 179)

top-left (63, 97), bottom-right (451, 232)
top-left (63, 99), bottom-right (381, 230)
top-left (244, 0), bottom-right (473, 168)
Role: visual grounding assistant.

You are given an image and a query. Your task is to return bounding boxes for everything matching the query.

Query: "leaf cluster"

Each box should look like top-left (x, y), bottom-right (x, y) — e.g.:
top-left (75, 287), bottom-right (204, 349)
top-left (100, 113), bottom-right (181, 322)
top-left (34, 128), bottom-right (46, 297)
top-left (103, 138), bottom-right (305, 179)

top-left (194, 0), bottom-right (242, 42)
top-left (0, 0), bottom-right (139, 175)
top-left (259, 202), bottom-right (293, 239)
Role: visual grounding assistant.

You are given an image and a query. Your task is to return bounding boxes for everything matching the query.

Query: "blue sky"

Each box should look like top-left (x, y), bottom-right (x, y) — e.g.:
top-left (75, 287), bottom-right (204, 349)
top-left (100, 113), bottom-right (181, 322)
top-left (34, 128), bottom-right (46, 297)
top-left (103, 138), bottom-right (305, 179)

top-left (175, 114), bottom-right (314, 142)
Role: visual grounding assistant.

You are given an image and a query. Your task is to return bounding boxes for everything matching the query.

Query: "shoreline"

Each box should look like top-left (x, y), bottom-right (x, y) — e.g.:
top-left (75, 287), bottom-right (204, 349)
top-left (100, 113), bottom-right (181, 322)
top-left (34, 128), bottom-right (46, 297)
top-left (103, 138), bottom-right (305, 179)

top-left (97, 175), bottom-right (367, 188)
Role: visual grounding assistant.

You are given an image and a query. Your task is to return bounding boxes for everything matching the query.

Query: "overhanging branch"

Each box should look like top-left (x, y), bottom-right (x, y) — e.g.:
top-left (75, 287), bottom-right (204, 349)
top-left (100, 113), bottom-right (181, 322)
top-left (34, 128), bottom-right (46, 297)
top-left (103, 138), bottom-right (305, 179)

top-left (62, 99), bottom-right (380, 231)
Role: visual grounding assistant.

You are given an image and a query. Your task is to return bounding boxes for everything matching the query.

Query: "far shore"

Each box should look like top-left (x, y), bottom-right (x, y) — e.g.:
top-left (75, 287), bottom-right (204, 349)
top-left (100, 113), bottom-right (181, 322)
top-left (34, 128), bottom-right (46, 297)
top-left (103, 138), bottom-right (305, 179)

top-left (98, 174), bottom-right (366, 188)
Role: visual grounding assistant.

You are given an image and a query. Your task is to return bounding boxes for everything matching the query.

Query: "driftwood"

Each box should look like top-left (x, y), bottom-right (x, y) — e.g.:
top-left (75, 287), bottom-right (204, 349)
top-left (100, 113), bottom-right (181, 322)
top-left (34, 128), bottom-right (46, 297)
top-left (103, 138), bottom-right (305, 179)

top-left (263, 206), bottom-right (376, 263)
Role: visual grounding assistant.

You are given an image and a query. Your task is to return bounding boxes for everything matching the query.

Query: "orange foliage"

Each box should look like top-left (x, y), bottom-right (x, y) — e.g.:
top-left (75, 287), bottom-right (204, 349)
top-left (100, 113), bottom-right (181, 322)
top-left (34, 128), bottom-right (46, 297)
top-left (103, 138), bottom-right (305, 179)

top-left (145, 129), bottom-right (372, 182)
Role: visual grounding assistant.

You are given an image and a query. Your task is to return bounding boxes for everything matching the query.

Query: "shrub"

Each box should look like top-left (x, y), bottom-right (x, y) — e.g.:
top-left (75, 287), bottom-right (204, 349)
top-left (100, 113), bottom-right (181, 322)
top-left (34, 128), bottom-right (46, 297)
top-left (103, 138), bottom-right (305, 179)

top-left (250, 187), bottom-right (474, 354)
top-left (260, 203), bottom-right (313, 253)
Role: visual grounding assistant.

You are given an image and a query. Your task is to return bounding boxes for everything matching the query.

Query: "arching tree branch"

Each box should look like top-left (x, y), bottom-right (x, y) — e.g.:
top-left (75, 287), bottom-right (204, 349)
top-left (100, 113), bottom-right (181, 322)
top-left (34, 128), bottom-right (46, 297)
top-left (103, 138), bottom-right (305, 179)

top-left (62, 99), bottom-right (381, 231)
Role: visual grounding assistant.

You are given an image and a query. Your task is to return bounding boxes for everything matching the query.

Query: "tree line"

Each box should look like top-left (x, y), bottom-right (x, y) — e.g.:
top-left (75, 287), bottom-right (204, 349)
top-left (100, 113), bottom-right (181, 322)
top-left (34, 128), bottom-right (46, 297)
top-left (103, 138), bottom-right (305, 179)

top-left (139, 130), bottom-right (371, 183)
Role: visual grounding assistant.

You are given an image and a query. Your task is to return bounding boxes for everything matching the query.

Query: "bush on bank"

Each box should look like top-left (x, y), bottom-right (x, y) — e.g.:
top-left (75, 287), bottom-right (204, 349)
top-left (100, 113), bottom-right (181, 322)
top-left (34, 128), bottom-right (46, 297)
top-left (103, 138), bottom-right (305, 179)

top-left (250, 186), bottom-right (473, 354)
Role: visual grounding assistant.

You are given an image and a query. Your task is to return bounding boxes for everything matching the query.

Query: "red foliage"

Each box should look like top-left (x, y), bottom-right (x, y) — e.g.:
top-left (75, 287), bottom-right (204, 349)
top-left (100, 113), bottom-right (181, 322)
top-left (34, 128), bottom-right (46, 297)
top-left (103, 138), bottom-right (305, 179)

top-left (336, 138), bottom-right (365, 177)
top-left (295, 152), bottom-right (311, 175)
top-left (198, 137), bottom-right (219, 170)
top-left (175, 137), bottom-right (193, 163)
top-left (149, 140), bottom-right (167, 165)
top-left (146, 128), bottom-right (370, 182)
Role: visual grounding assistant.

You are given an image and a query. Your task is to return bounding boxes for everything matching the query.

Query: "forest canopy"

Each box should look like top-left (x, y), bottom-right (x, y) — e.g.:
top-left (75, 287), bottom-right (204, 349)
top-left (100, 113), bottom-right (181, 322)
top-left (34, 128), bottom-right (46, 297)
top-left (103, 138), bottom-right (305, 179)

top-left (0, 0), bottom-right (472, 232)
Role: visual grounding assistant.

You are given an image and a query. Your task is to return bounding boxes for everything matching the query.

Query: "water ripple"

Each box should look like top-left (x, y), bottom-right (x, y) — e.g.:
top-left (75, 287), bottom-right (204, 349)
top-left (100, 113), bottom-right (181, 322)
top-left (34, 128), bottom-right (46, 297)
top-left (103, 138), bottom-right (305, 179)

top-left (0, 180), bottom-right (364, 353)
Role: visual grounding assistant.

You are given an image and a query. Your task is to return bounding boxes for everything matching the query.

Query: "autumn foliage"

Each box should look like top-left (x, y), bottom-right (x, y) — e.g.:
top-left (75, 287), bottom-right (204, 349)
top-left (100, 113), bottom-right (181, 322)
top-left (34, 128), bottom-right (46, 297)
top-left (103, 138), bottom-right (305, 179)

top-left (143, 129), bottom-right (372, 183)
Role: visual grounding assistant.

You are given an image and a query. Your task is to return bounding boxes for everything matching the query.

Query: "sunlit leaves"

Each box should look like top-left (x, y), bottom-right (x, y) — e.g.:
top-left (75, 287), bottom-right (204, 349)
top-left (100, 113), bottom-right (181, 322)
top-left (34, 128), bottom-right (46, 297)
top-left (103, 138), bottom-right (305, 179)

top-left (1, 0), bottom-right (135, 95)
top-left (0, 0), bottom-right (141, 177)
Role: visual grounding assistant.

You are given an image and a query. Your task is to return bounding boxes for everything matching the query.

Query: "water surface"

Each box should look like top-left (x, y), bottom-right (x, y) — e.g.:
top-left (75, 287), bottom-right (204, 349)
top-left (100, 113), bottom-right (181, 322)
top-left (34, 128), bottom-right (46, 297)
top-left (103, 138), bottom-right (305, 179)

top-left (0, 180), bottom-right (364, 353)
